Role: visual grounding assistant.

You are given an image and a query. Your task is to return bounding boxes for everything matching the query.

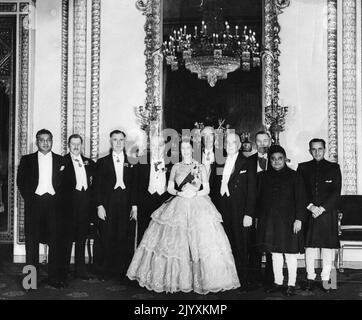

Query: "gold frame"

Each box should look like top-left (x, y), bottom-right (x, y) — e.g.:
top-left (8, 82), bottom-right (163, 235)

top-left (135, 0), bottom-right (290, 134)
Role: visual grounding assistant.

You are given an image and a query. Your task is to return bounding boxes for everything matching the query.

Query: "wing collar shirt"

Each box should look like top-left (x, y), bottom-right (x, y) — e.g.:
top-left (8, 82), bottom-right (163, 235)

top-left (35, 151), bottom-right (55, 195)
top-left (148, 155), bottom-right (167, 195)
top-left (257, 152), bottom-right (268, 172)
top-left (113, 151), bottom-right (126, 190)
top-left (71, 154), bottom-right (88, 191)
top-left (202, 148), bottom-right (215, 177)
top-left (220, 152), bottom-right (238, 197)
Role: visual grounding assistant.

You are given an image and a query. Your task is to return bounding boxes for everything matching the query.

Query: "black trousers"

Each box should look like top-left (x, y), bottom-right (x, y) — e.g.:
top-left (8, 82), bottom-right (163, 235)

top-left (218, 197), bottom-right (250, 284)
top-left (60, 189), bottom-right (91, 280)
top-left (95, 188), bottom-right (134, 279)
top-left (24, 193), bottom-right (60, 282)
top-left (137, 192), bottom-right (169, 245)
top-left (248, 224), bottom-right (273, 284)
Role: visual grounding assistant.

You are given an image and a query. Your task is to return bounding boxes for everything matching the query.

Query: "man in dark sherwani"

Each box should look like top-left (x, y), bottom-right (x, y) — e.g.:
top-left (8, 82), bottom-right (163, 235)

top-left (297, 138), bottom-right (341, 292)
top-left (256, 145), bottom-right (306, 296)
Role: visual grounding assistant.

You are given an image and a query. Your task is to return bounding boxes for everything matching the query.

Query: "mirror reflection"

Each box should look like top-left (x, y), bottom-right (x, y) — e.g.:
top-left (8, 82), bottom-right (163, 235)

top-left (162, 0), bottom-right (262, 136)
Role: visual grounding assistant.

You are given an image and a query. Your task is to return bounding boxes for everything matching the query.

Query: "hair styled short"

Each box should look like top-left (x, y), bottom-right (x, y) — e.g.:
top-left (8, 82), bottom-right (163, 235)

top-left (36, 129), bottom-right (53, 140)
top-left (68, 133), bottom-right (83, 145)
top-left (255, 130), bottom-right (271, 139)
top-left (309, 138), bottom-right (326, 149)
top-left (109, 130), bottom-right (126, 138)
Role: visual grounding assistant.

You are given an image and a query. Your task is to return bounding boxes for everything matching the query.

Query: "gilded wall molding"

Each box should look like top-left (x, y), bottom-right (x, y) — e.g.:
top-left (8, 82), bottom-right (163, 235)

top-left (342, 0), bottom-right (357, 194)
top-left (263, 0), bottom-right (290, 143)
top-left (138, 0), bottom-right (288, 136)
top-left (0, 16), bottom-right (16, 243)
top-left (17, 14), bottom-right (30, 243)
top-left (327, 0), bottom-right (338, 163)
top-left (138, 0), bottom-right (162, 127)
top-left (61, 0), bottom-right (69, 155)
top-left (263, 0), bottom-right (275, 120)
top-left (90, 0), bottom-right (101, 161)
top-left (275, 0), bottom-right (290, 15)
top-left (73, 0), bottom-right (87, 139)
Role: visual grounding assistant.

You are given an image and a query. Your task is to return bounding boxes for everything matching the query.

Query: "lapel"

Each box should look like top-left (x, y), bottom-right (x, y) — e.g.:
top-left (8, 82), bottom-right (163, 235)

top-left (65, 153), bottom-right (77, 186)
top-left (107, 153), bottom-right (117, 182)
top-left (32, 151), bottom-right (39, 182)
top-left (52, 152), bottom-right (59, 187)
top-left (228, 152), bottom-right (246, 185)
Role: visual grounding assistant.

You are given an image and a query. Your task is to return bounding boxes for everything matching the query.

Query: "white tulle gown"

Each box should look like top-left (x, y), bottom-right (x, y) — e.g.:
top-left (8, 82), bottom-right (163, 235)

top-left (126, 161), bottom-right (240, 294)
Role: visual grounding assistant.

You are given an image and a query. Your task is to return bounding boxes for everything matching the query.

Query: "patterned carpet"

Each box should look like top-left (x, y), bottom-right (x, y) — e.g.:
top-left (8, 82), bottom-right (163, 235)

top-left (1, 260), bottom-right (362, 300)
top-left (1, 245), bottom-right (362, 300)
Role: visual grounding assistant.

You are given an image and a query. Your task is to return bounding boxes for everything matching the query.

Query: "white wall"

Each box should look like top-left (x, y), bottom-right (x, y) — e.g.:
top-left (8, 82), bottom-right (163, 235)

top-left (98, 0), bottom-right (146, 157)
top-left (278, 0), bottom-right (328, 167)
top-left (32, 0), bottom-right (62, 153)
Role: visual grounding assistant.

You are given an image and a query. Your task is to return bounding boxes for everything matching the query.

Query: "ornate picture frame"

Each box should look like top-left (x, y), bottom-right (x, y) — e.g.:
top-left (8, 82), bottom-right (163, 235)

top-left (135, 0), bottom-right (291, 138)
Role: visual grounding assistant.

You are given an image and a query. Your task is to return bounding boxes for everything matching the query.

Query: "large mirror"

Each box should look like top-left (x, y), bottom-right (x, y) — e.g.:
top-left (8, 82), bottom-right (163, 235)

top-left (0, 15), bottom-right (16, 243)
top-left (162, 0), bottom-right (262, 135)
top-left (137, 0), bottom-right (290, 142)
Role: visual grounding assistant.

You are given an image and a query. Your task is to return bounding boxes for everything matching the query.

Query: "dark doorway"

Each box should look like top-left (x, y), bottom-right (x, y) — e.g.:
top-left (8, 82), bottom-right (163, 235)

top-left (0, 15), bottom-right (16, 237)
top-left (163, 0), bottom-right (262, 134)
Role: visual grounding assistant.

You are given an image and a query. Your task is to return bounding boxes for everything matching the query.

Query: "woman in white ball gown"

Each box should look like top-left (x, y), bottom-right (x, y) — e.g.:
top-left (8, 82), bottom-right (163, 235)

top-left (126, 140), bottom-right (240, 294)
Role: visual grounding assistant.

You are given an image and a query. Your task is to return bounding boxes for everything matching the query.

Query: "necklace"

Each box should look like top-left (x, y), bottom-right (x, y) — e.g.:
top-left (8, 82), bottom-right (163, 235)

top-left (182, 159), bottom-right (193, 165)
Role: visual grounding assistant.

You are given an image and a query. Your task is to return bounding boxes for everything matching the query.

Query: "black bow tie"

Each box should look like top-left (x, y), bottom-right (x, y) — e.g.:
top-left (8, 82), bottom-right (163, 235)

top-left (258, 157), bottom-right (267, 171)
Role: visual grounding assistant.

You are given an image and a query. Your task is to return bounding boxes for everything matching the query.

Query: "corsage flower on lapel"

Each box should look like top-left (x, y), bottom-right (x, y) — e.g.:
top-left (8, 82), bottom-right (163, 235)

top-left (60, 165), bottom-right (65, 171)
top-left (154, 161), bottom-right (166, 172)
top-left (84, 160), bottom-right (89, 166)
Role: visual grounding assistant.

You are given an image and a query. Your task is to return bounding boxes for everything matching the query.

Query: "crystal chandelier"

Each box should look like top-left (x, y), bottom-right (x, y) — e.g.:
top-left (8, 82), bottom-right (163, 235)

top-left (163, 1), bottom-right (261, 87)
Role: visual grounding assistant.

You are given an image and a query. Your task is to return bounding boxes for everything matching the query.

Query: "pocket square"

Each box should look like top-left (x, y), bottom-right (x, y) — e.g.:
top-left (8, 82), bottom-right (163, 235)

top-left (239, 170), bottom-right (247, 174)
top-left (59, 165), bottom-right (65, 171)
top-left (325, 180), bottom-right (333, 183)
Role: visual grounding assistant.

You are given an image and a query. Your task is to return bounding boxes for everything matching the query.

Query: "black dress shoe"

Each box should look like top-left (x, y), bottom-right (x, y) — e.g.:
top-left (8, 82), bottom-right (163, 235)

top-left (75, 273), bottom-right (91, 281)
top-left (47, 280), bottom-right (64, 289)
top-left (285, 286), bottom-right (296, 296)
top-left (237, 284), bottom-right (249, 293)
top-left (303, 279), bottom-right (315, 291)
top-left (265, 284), bottom-right (283, 294)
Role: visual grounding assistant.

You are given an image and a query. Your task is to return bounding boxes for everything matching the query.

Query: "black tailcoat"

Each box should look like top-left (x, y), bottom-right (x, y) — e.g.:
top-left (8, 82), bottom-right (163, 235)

top-left (213, 151), bottom-right (257, 282)
top-left (297, 159), bottom-right (341, 248)
top-left (17, 151), bottom-right (65, 282)
top-left (60, 153), bottom-right (95, 277)
top-left (247, 152), bottom-right (273, 284)
top-left (131, 153), bottom-right (171, 245)
top-left (93, 152), bottom-right (136, 278)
